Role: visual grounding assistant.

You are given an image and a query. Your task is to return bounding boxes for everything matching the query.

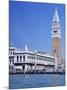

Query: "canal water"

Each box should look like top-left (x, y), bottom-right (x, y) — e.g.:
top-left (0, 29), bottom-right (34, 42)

top-left (9, 74), bottom-right (65, 89)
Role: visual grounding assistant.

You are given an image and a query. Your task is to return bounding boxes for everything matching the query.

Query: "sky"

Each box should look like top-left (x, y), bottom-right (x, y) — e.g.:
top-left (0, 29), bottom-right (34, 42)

top-left (9, 1), bottom-right (65, 59)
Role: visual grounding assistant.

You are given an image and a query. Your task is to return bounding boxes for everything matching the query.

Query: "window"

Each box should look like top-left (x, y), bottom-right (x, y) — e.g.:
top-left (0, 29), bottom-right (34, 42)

top-left (10, 60), bottom-right (11, 64)
top-left (9, 66), bottom-right (10, 69)
top-left (53, 30), bottom-right (57, 33)
top-left (12, 60), bottom-right (14, 64)
top-left (28, 56), bottom-right (29, 59)
top-left (54, 49), bottom-right (56, 53)
top-left (20, 56), bottom-right (22, 62)
top-left (17, 56), bottom-right (19, 62)
top-left (30, 56), bottom-right (31, 59)
top-left (10, 51), bottom-right (12, 55)
top-left (32, 57), bottom-right (33, 59)
top-left (23, 56), bottom-right (25, 62)
top-left (34, 57), bottom-right (35, 59)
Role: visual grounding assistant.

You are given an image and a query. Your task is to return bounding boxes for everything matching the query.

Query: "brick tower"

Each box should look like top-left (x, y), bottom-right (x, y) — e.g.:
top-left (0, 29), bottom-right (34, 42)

top-left (51, 8), bottom-right (61, 65)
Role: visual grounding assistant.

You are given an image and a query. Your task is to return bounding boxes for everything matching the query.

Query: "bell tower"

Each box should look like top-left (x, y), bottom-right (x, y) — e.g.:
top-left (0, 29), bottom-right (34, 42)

top-left (51, 8), bottom-right (61, 65)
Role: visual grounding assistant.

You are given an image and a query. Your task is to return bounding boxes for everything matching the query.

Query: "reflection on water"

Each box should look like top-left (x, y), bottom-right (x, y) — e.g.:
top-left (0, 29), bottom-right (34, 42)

top-left (9, 74), bottom-right (65, 89)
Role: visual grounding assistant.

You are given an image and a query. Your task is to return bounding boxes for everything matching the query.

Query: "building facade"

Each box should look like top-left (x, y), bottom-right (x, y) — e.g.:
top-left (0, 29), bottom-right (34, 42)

top-left (9, 46), bottom-right (55, 73)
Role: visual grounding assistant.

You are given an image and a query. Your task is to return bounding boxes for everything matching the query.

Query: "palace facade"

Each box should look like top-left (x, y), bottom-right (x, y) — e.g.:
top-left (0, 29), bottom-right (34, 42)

top-left (9, 46), bottom-right (55, 73)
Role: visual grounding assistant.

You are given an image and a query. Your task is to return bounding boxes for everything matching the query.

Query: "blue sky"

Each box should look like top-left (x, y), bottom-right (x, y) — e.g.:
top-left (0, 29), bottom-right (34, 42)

top-left (9, 1), bottom-right (65, 59)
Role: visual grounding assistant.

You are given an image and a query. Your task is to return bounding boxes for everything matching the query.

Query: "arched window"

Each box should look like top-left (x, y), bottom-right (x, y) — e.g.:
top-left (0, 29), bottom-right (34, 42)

top-left (54, 49), bottom-right (56, 53)
top-left (10, 60), bottom-right (11, 64)
top-left (53, 30), bottom-right (57, 33)
top-left (17, 56), bottom-right (19, 62)
top-left (20, 56), bottom-right (22, 62)
top-left (23, 56), bottom-right (25, 62)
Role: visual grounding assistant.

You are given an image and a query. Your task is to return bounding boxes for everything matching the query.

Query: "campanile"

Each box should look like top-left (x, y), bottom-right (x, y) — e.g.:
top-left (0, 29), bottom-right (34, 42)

top-left (51, 8), bottom-right (61, 65)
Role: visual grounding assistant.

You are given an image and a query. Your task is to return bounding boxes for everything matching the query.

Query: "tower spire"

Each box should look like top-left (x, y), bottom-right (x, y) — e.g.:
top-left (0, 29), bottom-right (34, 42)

top-left (52, 8), bottom-right (61, 38)
top-left (53, 8), bottom-right (60, 22)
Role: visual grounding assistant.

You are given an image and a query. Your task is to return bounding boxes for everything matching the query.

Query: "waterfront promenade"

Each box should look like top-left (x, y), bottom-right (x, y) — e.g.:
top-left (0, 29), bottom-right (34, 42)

top-left (9, 70), bottom-right (65, 75)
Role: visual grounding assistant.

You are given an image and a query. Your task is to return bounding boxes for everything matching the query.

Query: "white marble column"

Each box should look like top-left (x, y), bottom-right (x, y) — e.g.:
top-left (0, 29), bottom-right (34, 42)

top-left (22, 56), bottom-right (23, 62)
top-left (18, 56), bottom-right (20, 62)
top-left (24, 54), bottom-right (28, 71)
top-left (54, 52), bottom-right (58, 72)
top-left (25, 64), bottom-right (28, 72)
top-left (14, 56), bottom-right (17, 63)
top-left (25, 54), bottom-right (28, 62)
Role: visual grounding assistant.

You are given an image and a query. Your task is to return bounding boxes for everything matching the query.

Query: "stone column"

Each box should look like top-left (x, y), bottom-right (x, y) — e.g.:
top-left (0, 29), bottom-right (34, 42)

top-left (22, 55), bottom-right (23, 62)
top-left (34, 52), bottom-right (37, 71)
top-left (54, 52), bottom-right (58, 72)
top-left (14, 56), bottom-right (17, 63)
top-left (25, 64), bottom-right (28, 72)
top-left (18, 56), bottom-right (20, 62)
top-left (24, 54), bottom-right (28, 72)
top-left (13, 56), bottom-right (17, 73)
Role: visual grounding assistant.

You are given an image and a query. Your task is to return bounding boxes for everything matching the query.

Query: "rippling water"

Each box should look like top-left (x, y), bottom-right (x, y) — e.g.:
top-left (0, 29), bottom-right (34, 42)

top-left (9, 74), bottom-right (65, 89)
